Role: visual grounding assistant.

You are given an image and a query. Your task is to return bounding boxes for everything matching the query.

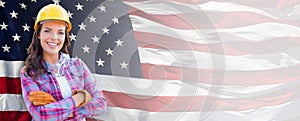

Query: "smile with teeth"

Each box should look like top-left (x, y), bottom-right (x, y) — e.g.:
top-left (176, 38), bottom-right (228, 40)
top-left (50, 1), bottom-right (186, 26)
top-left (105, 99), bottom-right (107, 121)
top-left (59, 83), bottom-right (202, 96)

top-left (47, 42), bottom-right (59, 47)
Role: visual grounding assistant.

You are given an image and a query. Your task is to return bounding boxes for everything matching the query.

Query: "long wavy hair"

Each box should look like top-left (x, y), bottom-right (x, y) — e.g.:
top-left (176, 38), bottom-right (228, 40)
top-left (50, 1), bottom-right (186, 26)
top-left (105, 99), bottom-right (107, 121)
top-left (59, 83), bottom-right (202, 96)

top-left (24, 23), bottom-right (70, 80)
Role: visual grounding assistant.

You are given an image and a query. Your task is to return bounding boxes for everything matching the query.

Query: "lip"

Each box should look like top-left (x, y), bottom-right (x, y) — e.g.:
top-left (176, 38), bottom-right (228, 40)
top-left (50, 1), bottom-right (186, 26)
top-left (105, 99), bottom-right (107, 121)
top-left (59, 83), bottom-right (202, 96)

top-left (47, 42), bottom-right (59, 47)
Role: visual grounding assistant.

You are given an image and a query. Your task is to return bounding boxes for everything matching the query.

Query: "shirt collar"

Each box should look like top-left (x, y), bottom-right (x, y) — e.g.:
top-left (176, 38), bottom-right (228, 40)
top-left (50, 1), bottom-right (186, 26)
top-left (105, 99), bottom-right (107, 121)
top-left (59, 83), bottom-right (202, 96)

top-left (44, 52), bottom-right (70, 74)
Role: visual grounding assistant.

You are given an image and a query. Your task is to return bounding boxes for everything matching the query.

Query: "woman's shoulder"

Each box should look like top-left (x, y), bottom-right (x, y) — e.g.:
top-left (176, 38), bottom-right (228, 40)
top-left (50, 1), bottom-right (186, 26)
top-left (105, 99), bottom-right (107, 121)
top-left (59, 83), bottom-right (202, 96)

top-left (68, 57), bottom-right (85, 66)
top-left (65, 57), bottom-right (87, 76)
top-left (20, 66), bottom-right (28, 75)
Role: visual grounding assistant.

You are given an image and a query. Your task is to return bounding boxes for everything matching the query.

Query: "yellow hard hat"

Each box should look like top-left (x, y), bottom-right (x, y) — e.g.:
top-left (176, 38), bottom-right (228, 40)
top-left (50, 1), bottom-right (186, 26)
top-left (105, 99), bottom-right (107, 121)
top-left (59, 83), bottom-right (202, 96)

top-left (34, 4), bottom-right (72, 32)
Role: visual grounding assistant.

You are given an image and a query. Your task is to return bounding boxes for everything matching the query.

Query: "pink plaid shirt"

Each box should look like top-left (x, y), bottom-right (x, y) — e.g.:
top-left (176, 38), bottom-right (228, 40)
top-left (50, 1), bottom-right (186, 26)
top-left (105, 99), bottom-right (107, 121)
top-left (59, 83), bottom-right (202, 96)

top-left (20, 53), bottom-right (107, 121)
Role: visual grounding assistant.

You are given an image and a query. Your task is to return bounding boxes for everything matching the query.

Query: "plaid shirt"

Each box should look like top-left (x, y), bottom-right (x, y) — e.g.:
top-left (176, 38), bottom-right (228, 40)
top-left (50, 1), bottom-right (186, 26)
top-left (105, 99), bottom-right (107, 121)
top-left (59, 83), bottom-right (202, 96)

top-left (20, 53), bottom-right (107, 121)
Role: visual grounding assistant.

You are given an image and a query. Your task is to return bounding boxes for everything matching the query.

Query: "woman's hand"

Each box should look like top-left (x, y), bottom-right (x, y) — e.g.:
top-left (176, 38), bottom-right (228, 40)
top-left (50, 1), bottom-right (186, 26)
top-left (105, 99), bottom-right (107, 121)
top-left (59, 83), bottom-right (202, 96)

top-left (72, 90), bottom-right (91, 108)
top-left (28, 91), bottom-right (56, 106)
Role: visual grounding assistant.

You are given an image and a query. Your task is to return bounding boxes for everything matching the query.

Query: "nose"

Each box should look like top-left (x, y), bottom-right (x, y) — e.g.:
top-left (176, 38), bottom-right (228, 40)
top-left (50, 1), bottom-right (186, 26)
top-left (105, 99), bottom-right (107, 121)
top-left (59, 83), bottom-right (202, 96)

top-left (52, 32), bottom-right (58, 40)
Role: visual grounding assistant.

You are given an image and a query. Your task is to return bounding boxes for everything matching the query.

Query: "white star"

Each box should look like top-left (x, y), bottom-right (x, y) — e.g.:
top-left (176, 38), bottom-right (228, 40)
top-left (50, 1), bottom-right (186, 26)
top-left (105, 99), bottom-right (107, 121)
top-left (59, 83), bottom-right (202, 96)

top-left (96, 58), bottom-right (105, 67)
top-left (10, 10), bottom-right (18, 19)
top-left (31, 0), bottom-right (37, 3)
top-left (115, 39), bottom-right (123, 47)
top-left (0, 1), bottom-right (5, 8)
top-left (70, 33), bottom-right (76, 41)
top-left (0, 22), bottom-right (8, 30)
top-left (91, 35), bottom-right (100, 43)
top-left (120, 61), bottom-right (128, 70)
top-left (102, 27), bottom-right (110, 34)
top-left (88, 15), bottom-right (96, 22)
top-left (67, 10), bottom-right (74, 19)
top-left (82, 45), bottom-right (90, 53)
top-left (20, 3), bottom-right (27, 10)
top-left (112, 16), bottom-right (119, 24)
top-left (75, 3), bottom-right (84, 11)
top-left (2, 44), bottom-right (10, 53)
top-left (12, 33), bottom-right (21, 41)
top-left (105, 48), bottom-right (113, 56)
top-left (98, 4), bottom-right (106, 13)
top-left (78, 22), bottom-right (86, 31)
top-left (52, 0), bottom-right (60, 4)
top-left (22, 23), bottom-right (30, 32)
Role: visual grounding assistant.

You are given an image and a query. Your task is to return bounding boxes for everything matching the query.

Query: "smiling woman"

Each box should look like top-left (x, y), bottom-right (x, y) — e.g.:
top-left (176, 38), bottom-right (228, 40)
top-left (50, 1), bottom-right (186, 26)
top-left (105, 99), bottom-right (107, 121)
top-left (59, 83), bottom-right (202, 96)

top-left (39, 21), bottom-right (66, 64)
top-left (19, 4), bottom-right (107, 121)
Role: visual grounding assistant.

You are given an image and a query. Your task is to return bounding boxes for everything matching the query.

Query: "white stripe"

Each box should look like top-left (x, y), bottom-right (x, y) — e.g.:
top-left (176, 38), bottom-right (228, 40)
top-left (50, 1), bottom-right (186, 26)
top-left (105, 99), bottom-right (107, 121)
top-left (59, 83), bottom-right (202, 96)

top-left (94, 74), bottom-right (299, 99)
top-left (92, 99), bottom-right (300, 121)
top-left (0, 94), bottom-right (27, 111)
top-left (138, 47), bottom-right (300, 70)
top-left (94, 74), bottom-right (230, 97)
top-left (2, 95), bottom-right (298, 120)
top-left (130, 15), bottom-right (299, 44)
top-left (130, 15), bottom-right (209, 44)
top-left (0, 60), bottom-right (24, 78)
top-left (1, 47), bottom-right (299, 75)
top-left (124, 1), bottom-right (185, 15)
top-left (196, 1), bottom-right (276, 18)
top-left (217, 22), bottom-right (300, 41)
top-left (124, 1), bottom-right (277, 19)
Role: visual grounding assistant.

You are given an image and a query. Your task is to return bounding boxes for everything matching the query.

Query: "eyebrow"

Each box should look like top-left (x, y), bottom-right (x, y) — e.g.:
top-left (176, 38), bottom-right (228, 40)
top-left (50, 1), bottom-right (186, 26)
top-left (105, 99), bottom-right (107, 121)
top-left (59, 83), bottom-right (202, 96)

top-left (43, 27), bottom-right (65, 31)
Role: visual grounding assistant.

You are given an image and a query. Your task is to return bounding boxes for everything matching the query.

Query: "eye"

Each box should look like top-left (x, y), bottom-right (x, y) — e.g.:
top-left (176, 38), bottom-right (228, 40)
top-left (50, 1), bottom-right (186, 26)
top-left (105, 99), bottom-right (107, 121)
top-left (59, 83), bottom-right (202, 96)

top-left (59, 32), bottom-right (65, 35)
top-left (43, 29), bottom-right (50, 33)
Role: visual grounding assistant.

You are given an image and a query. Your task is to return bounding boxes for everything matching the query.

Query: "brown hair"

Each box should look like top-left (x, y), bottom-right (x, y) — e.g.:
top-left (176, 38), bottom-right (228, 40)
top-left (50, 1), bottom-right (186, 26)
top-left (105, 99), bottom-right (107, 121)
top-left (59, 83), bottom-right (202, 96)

top-left (24, 23), bottom-right (70, 80)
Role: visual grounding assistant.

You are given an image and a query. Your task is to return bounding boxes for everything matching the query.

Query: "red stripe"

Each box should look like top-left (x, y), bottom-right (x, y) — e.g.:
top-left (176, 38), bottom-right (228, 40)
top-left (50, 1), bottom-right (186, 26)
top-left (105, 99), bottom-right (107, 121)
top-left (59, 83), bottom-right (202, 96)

top-left (128, 6), bottom-right (300, 30)
top-left (0, 77), bottom-right (22, 94)
top-left (0, 111), bottom-right (31, 121)
top-left (135, 31), bottom-right (215, 53)
top-left (86, 118), bottom-right (104, 121)
top-left (0, 61), bottom-right (298, 90)
top-left (103, 91), bottom-right (292, 112)
top-left (141, 63), bottom-right (299, 86)
top-left (3, 64), bottom-right (295, 90)
top-left (135, 31), bottom-right (300, 55)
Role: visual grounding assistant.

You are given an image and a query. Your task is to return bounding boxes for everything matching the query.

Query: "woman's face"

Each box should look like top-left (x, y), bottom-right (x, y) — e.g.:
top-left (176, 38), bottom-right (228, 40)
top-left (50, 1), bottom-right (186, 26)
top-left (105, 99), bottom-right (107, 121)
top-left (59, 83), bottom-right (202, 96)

top-left (39, 21), bottom-right (66, 57)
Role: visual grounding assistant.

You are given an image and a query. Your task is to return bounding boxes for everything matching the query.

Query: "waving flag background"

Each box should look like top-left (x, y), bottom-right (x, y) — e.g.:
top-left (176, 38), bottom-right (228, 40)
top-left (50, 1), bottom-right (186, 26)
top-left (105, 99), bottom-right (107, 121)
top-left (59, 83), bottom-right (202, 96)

top-left (1, 0), bottom-right (300, 121)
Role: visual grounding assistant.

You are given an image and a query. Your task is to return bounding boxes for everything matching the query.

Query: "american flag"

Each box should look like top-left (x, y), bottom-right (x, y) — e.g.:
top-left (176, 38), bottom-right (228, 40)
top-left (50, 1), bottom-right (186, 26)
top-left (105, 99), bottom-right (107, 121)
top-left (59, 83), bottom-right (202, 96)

top-left (1, 0), bottom-right (300, 121)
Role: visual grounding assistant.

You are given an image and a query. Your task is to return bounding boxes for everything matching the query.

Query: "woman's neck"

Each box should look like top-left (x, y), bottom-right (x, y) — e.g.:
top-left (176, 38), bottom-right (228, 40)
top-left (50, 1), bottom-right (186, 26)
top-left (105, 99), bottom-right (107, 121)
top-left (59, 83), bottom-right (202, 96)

top-left (43, 53), bottom-right (59, 65)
